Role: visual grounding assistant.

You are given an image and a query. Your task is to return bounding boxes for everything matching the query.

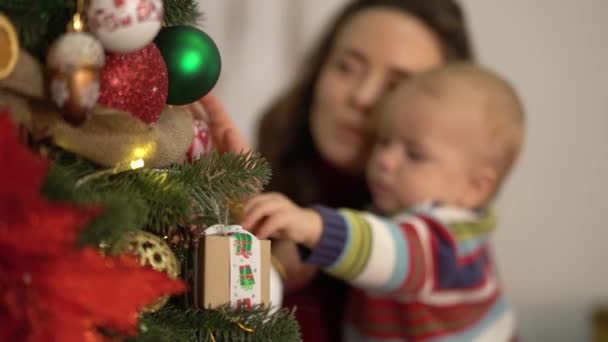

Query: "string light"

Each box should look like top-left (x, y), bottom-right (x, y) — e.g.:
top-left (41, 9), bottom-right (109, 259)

top-left (75, 147), bottom-right (148, 188)
top-left (130, 158), bottom-right (145, 170)
top-left (235, 321), bottom-right (255, 333)
top-left (70, 0), bottom-right (85, 32)
top-left (71, 13), bottom-right (83, 32)
top-left (219, 308), bottom-right (256, 334)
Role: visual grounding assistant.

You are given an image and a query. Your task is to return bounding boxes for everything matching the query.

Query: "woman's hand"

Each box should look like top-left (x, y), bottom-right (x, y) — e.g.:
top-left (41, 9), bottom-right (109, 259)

top-left (272, 239), bottom-right (320, 293)
top-left (188, 94), bottom-right (251, 154)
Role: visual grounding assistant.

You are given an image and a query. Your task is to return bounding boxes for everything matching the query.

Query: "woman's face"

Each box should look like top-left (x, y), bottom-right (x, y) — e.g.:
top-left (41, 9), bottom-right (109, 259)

top-left (310, 8), bottom-right (444, 174)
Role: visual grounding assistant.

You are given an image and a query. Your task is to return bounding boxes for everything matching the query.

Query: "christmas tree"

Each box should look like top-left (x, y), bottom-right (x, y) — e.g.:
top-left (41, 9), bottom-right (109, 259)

top-left (0, 1), bottom-right (300, 341)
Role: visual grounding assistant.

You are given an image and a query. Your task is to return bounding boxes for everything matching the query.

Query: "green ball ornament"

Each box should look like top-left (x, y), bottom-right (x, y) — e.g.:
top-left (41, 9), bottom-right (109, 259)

top-left (154, 25), bottom-right (221, 105)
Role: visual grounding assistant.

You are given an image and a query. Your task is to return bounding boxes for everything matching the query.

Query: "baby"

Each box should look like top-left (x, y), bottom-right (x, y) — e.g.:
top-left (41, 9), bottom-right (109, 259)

top-left (242, 63), bottom-right (524, 341)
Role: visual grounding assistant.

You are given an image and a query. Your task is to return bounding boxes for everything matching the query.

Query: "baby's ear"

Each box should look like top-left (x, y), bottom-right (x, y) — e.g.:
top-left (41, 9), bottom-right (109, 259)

top-left (465, 166), bottom-right (498, 208)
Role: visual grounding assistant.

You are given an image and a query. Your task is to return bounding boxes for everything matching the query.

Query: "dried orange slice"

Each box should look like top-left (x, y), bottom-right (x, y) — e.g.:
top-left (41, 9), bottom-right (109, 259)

top-left (0, 13), bottom-right (19, 79)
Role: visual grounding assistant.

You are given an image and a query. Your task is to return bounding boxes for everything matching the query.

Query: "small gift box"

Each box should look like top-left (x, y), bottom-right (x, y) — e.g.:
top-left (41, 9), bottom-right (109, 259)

top-left (195, 225), bottom-right (270, 309)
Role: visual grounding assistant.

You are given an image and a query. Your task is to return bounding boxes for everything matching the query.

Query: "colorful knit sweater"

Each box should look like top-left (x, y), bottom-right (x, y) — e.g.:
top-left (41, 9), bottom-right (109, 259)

top-left (304, 204), bottom-right (515, 341)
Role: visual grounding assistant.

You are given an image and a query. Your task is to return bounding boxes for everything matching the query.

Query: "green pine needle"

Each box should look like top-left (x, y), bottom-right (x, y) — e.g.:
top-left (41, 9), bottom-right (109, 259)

top-left (163, 0), bottom-right (201, 26)
top-left (173, 151), bottom-right (271, 226)
top-left (131, 305), bottom-right (301, 342)
top-left (42, 149), bottom-right (271, 243)
top-left (78, 193), bottom-right (149, 247)
top-left (43, 153), bottom-right (150, 247)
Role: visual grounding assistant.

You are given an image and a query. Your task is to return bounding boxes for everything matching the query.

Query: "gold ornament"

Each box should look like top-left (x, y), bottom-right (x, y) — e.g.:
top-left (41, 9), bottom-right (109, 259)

top-left (111, 230), bottom-right (180, 312)
top-left (271, 255), bottom-right (288, 281)
top-left (0, 13), bottom-right (19, 79)
top-left (229, 198), bottom-right (247, 223)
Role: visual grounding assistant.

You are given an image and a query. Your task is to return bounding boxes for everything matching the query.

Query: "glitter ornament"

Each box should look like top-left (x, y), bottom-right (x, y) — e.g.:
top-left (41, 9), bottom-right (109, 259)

top-left (111, 230), bottom-right (180, 312)
top-left (47, 32), bottom-right (105, 125)
top-left (186, 117), bottom-right (213, 162)
top-left (87, 0), bottom-right (164, 53)
top-left (98, 43), bottom-right (168, 124)
top-left (229, 198), bottom-right (246, 222)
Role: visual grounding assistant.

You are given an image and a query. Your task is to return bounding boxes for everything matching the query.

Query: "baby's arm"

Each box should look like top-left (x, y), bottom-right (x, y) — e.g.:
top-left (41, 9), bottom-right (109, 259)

top-left (240, 195), bottom-right (423, 295)
top-left (303, 207), bottom-right (494, 299)
top-left (306, 208), bottom-right (428, 294)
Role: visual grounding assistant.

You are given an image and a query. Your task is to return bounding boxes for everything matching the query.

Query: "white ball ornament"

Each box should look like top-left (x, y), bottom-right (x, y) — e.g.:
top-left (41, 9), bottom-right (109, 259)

top-left (47, 32), bottom-right (105, 71)
top-left (87, 0), bottom-right (164, 53)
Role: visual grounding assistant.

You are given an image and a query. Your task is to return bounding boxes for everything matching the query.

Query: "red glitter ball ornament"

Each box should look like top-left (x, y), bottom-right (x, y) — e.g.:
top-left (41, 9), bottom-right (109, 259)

top-left (98, 43), bottom-right (168, 124)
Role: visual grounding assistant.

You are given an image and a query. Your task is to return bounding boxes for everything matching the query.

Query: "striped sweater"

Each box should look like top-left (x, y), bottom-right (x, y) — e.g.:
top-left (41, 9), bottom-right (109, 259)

top-left (303, 204), bottom-right (515, 342)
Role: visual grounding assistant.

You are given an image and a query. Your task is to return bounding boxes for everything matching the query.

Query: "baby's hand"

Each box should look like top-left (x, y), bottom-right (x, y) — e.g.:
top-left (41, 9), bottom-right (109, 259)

top-left (241, 192), bottom-right (322, 249)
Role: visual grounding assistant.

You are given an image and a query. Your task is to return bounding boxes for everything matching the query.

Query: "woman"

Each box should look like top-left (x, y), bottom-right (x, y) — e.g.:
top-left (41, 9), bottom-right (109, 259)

top-left (255, 0), bottom-right (475, 341)
top-left (199, 1), bottom-right (475, 340)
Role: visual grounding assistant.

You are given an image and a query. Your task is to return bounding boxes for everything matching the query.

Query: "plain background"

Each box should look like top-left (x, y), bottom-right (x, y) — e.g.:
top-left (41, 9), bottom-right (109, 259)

top-left (199, 1), bottom-right (608, 341)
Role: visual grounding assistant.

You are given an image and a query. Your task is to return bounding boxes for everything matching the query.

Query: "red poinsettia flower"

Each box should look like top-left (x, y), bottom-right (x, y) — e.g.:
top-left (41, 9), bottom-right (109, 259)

top-left (0, 112), bottom-right (187, 341)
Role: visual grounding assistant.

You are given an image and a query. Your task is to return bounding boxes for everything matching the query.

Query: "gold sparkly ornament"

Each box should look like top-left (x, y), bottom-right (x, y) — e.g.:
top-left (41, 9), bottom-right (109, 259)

top-left (229, 198), bottom-right (247, 223)
top-left (0, 13), bottom-right (19, 79)
top-left (111, 230), bottom-right (180, 312)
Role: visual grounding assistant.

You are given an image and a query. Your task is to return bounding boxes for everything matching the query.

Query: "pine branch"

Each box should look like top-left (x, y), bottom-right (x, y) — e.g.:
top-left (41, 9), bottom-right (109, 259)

top-left (43, 150), bottom-right (271, 240)
top-left (43, 153), bottom-right (150, 247)
top-left (173, 151), bottom-right (271, 226)
top-left (163, 0), bottom-right (201, 26)
top-left (108, 168), bottom-right (193, 231)
top-left (77, 193), bottom-right (149, 246)
top-left (2, 6), bottom-right (72, 59)
top-left (42, 151), bottom-right (191, 237)
top-left (0, 0), bottom-right (75, 11)
top-left (131, 305), bottom-right (301, 342)
top-left (42, 153), bottom-right (98, 203)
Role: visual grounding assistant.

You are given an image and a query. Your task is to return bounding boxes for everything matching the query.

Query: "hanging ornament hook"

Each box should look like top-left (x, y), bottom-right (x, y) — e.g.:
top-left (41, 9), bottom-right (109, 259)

top-left (69, 0), bottom-right (86, 32)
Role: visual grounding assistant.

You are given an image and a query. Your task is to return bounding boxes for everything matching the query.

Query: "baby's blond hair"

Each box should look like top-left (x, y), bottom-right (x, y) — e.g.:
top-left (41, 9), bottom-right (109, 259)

top-left (411, 63), bottom-right (525, 185)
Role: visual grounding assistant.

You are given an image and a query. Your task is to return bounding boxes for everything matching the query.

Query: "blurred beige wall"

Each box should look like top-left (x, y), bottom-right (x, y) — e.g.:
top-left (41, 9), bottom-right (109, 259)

top-left (464, 1), bottom-right (608, 341)
top-left (199, 1), bottom-right (608, 341)
top-left (199, 0), bottom-right (350, 143)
